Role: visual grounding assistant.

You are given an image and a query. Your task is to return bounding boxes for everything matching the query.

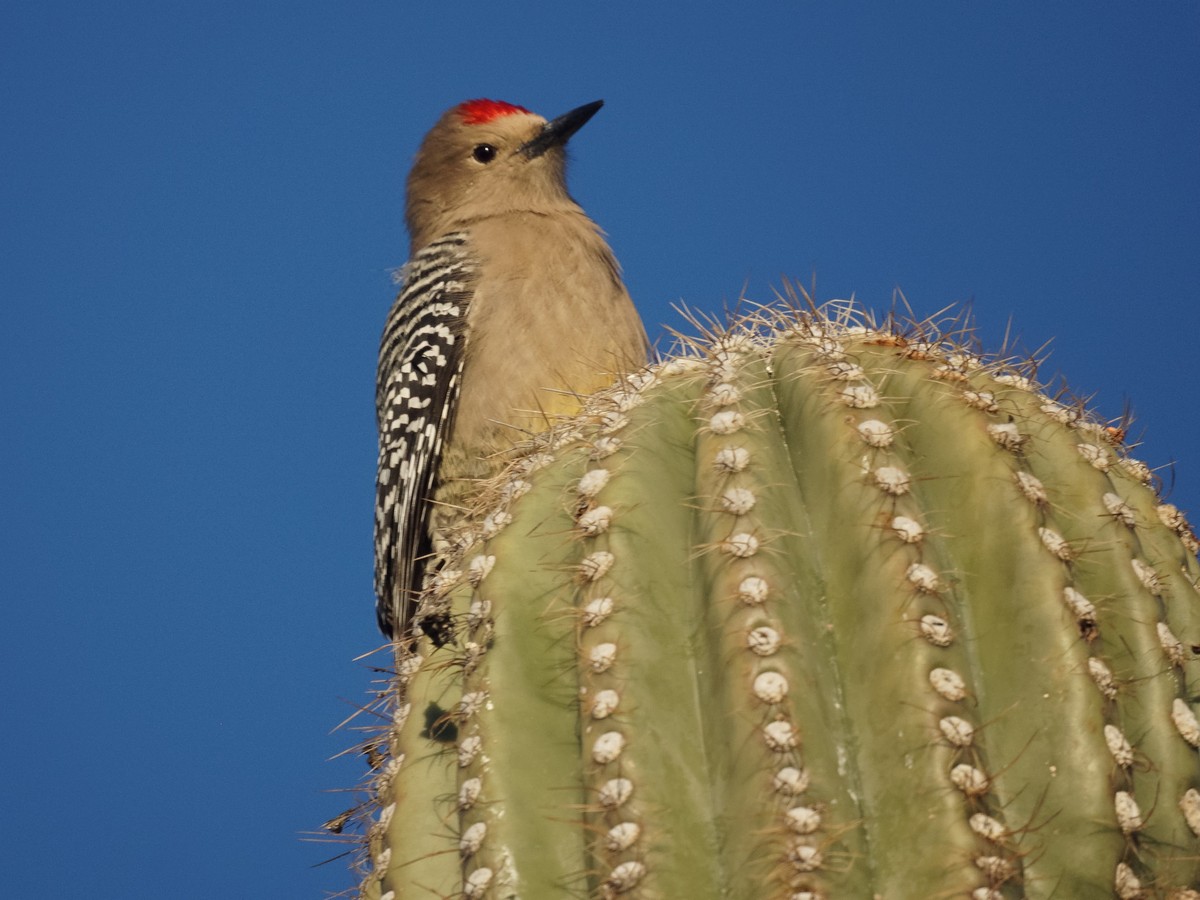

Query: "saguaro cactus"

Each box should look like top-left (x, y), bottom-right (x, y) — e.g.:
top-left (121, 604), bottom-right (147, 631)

top-left (353, 303), bottom-right (1200, 899)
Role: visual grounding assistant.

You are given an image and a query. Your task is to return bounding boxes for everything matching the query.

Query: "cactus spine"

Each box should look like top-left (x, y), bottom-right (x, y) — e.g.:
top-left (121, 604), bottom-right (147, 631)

top-left (355, 304), bottom-right (1200, 899)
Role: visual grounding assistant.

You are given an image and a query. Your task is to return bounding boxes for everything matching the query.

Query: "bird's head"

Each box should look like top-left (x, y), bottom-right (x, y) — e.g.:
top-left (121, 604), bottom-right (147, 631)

top-left (405, 99), bottom-right (604, 250)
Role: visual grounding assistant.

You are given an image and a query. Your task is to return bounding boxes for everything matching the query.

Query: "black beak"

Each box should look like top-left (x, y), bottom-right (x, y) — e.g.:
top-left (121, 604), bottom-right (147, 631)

top-left (519, 100), bottom-right (604, 158)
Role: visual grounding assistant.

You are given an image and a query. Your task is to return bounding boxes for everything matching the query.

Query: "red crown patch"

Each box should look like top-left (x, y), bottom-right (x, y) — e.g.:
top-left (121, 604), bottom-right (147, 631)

top-left (457, 99), bottom-right (532, 125)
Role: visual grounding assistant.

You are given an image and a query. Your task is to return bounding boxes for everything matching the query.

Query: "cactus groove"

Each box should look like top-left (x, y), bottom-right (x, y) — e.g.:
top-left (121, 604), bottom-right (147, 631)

top-left (352, 303), bottom-right (1200, 900)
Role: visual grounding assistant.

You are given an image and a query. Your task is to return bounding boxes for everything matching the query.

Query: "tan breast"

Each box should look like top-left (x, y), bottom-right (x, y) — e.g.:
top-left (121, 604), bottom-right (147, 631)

top-left (453, 211), bottom-right (648, 460)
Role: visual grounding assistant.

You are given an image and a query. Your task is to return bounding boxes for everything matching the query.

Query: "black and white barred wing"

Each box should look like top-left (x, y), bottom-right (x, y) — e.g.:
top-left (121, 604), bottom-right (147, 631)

top-left (374, 233), bottom-right (474, 638)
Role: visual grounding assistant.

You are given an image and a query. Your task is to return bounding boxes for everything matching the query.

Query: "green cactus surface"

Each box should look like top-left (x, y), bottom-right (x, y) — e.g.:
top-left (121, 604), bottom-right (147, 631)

top-left (351, 303), bottom-right (1200, 900)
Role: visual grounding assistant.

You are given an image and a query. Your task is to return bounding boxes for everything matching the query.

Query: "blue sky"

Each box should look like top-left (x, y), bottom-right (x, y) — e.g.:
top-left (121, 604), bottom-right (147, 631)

top-left (2, 3), bottom-right (1197, 897)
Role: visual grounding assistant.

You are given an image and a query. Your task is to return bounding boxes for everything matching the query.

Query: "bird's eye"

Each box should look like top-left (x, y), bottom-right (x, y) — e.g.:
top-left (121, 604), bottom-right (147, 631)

top-left (472, 144), bottom-right (498, 164)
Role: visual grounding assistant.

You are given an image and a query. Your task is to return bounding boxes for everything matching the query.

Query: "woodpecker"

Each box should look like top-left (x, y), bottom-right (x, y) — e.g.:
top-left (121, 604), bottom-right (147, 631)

top-left (375, 98), bottom-right (647, 640)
